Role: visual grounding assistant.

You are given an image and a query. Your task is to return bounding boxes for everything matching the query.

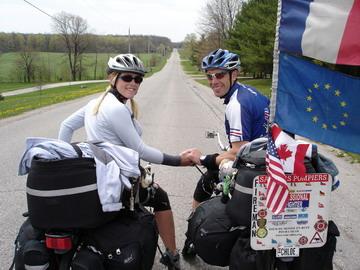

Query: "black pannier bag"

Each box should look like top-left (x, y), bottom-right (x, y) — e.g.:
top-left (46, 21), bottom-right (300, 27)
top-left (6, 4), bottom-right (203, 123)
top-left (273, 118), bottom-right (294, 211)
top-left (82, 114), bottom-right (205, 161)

top-left (229, 230), bottom-right (275, 270)
top-left (71, 248), bottom-right (105, 270)
top-left (186, 196), bottom-right (242, 267)
top-left (11, 218), bottom-right (46, 270)
top-left (226, 148), bottom-right (267, 227)
top-left (26, 156), bottom-right (117, 229)
top-left (82, 207), bottom-right (158, 270)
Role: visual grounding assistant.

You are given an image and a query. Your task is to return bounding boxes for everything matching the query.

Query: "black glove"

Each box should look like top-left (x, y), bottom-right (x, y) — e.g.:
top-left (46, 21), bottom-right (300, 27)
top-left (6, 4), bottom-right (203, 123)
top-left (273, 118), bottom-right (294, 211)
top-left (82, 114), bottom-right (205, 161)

top-left (200, 153), bottom-right (219, 171)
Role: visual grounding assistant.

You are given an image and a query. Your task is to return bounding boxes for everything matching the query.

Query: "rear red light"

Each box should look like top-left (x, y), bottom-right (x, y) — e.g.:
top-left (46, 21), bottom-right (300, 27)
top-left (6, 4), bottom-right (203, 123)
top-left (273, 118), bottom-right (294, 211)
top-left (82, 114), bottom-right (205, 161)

top-left (45, 233), bottom-right (73, 250)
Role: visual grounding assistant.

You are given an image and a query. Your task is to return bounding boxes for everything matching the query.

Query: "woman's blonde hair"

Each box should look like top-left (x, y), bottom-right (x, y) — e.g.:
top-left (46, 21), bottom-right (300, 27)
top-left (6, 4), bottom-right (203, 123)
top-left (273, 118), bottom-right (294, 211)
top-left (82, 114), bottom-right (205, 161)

top-left (92, 72), bottom-right (139, 118)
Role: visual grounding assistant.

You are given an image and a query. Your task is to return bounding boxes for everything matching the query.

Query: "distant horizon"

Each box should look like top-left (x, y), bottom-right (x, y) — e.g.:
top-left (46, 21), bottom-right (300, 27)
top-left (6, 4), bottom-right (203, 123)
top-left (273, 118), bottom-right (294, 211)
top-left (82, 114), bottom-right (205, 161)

top-left (0, 30), bottom-right (184, 43)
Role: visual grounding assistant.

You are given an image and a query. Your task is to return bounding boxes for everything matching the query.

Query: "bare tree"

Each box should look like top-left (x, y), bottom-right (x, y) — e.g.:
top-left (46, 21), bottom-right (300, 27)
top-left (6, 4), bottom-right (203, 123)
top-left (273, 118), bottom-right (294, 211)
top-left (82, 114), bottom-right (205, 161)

top-left (16, 45), bottom-right (37, 83)
top-left (52, 12), bottom-right (89, 81)
top-left (198, 0), bottom-right (243, 47)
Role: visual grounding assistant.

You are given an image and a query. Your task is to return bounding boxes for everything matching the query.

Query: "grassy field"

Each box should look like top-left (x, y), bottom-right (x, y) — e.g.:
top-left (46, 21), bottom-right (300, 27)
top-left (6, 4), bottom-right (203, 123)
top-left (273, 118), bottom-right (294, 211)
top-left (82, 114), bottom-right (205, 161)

top-left (0, 82), bottom-right (107, 119)
top-left (0, 52), bottom-right (169, 118)
top-left (180, 59), bottom-right (202, 75)
top-left (0, 52), bottom-right (167, 83)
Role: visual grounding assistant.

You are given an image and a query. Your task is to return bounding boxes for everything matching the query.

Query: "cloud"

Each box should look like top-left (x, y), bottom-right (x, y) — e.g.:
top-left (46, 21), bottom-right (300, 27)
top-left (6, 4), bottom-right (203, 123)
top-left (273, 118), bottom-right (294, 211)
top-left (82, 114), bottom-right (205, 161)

top-left (1, 0), bottom-right (206, 42)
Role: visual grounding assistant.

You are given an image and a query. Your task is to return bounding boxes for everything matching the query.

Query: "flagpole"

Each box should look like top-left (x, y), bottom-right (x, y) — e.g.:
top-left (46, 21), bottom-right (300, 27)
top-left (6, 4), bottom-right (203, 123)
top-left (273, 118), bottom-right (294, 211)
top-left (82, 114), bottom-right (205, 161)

top-left (269, 0), bottom-right (282, 123)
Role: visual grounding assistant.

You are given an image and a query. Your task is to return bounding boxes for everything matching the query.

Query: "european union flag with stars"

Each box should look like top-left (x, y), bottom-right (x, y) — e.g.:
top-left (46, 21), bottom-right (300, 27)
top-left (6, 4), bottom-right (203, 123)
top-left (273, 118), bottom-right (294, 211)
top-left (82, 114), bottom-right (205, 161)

top-left (275, 52), bottom-right (360, 154)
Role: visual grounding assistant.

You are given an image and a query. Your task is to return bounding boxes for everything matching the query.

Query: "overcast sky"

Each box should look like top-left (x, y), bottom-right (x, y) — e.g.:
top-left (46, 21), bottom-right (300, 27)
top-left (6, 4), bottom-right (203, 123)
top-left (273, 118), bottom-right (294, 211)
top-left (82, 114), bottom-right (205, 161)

top-left (1, 0), bottom-right (207, 42)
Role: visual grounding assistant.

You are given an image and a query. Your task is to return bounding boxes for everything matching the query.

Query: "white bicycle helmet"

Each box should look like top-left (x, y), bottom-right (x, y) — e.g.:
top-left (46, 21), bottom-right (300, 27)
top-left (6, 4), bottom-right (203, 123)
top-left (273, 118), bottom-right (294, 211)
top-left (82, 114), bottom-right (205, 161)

top-left (107, 54), bottom-right (147, 76)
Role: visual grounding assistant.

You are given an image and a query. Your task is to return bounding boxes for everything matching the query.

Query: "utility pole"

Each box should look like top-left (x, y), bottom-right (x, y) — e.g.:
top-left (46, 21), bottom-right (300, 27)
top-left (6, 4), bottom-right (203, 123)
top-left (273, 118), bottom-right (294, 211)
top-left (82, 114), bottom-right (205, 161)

top-left (147, 36), bottom-right (150, 68)
top-left (128, 27), bottom-right (131, 53)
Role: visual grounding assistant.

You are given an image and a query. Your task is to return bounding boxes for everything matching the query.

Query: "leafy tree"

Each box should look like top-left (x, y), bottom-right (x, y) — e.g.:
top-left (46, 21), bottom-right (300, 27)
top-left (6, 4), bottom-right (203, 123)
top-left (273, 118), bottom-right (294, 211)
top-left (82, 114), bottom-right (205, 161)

top-left (226, 0), bottom-right (277, 77)
top-left (182, 34), bottom-right (201, 66)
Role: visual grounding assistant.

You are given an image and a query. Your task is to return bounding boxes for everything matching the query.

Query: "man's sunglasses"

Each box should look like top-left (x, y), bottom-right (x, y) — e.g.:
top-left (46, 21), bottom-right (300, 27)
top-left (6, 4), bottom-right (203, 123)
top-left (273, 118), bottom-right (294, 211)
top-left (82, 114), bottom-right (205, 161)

top-left (206, 71), bottom-right (229, 80)
top-left (119, 75), bottom-right (143, 84)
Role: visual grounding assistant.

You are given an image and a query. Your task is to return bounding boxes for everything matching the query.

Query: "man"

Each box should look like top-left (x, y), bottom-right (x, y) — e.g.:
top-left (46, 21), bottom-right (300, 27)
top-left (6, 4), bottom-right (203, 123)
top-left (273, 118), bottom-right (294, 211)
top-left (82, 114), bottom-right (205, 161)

top-left (183, 48), bottom-right (269, 257)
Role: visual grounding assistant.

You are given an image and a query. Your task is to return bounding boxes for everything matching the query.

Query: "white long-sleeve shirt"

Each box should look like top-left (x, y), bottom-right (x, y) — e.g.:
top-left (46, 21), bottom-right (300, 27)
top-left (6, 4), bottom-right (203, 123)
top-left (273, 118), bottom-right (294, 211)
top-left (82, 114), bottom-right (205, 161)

top-left (59, 93), bottom-right (168, 164)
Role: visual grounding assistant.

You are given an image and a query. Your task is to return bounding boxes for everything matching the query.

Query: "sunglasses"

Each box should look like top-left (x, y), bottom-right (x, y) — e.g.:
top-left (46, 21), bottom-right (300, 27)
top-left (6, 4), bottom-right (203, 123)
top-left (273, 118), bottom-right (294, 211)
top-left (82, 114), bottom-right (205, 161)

top-left (119, 75), bottom-right (143, 84)
top-left (206, 71), bottom-right (229, 80)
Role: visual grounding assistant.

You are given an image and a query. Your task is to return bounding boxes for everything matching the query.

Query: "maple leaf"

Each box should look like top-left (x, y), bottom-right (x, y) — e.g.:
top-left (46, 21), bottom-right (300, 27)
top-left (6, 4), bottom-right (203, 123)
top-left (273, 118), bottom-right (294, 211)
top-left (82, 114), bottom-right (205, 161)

top-left (278, 144), bottom-right (292, 160)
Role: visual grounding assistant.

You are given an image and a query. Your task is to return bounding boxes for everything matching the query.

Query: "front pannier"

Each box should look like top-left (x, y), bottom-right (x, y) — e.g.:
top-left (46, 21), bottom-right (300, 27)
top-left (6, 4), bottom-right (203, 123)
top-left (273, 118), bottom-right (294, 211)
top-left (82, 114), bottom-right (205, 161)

top-left (26, 157), bottom-right (117, 229)
top-left (186, 196), bottom-right (242, 266)
top-left (82, 207), bottom-right (158, 270)
top-left (226, 149), bottom-right (267, 227)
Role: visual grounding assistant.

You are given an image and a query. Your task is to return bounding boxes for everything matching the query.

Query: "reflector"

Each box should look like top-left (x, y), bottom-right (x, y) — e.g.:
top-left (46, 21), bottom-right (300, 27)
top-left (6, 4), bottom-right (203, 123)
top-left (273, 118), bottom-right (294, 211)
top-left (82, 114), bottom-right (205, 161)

top-left (45, 233), bottom-right (72, 250)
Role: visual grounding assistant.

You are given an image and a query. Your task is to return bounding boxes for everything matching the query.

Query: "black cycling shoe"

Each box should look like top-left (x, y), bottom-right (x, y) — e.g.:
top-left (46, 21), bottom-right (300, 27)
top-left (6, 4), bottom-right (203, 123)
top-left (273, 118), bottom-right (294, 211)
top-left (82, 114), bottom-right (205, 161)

top-left (160, 249), bottom-right (181, 270)
top-left (181, 238), bottom-right (196, 260)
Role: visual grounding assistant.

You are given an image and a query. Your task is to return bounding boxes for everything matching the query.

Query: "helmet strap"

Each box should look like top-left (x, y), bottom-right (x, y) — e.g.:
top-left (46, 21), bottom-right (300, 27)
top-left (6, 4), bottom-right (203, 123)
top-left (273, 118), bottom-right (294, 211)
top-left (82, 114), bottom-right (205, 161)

top-left (219, 70), bottom-right (236, 99)
top-left (111, 73), bottom-right (128, 104)
top-left (112, 73), bottom-right (120, 89)
top-left (228, 70), bottom-right (237, 90)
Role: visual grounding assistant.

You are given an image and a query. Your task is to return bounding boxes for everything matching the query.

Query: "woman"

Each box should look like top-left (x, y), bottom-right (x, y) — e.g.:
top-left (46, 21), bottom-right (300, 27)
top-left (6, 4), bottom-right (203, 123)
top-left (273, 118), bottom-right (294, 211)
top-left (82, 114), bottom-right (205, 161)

top-left (58, 53), bottom-right (191, 269)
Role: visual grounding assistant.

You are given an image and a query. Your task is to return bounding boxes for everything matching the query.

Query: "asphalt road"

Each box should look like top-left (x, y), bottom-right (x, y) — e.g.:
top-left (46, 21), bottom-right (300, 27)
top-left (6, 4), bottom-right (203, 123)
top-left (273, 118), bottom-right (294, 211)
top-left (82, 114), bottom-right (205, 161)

top-left (0, 50), bottom-right (359, 270)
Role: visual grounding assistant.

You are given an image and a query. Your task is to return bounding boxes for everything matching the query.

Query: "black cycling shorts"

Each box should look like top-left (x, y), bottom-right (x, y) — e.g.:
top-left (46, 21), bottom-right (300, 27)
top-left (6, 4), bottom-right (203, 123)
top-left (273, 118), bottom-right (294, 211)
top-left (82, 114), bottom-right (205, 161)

top-left (193, 170), bottom-right (219, 203)
top-left (139, 184), bottom-right (171, 212)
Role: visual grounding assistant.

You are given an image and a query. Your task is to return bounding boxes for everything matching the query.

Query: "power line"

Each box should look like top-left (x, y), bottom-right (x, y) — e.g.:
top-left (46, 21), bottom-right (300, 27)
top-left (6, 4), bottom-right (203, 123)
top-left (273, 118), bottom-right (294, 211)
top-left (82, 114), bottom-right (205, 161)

top-left (23, 0), bottom-right (63, 24)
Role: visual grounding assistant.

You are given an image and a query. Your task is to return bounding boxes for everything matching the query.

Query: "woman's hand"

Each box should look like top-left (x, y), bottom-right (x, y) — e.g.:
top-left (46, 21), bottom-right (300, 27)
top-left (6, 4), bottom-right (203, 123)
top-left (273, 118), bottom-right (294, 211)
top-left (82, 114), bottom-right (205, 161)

top-left (179, 148), bottom-right (202, 166)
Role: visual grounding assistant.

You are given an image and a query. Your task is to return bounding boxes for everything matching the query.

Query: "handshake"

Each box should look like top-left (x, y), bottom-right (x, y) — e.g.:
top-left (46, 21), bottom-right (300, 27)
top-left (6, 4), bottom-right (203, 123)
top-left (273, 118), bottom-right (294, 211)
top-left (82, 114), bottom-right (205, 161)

top-left (179, 148), bottom-right (203, 166)
top-left (178, 148), bottom-right (237, 175)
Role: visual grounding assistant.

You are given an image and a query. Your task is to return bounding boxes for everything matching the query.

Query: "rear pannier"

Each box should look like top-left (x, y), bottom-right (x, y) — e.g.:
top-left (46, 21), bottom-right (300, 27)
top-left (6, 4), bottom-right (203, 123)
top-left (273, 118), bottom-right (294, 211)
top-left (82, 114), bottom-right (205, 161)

top-left (26, 157), bottom-right (117, 229)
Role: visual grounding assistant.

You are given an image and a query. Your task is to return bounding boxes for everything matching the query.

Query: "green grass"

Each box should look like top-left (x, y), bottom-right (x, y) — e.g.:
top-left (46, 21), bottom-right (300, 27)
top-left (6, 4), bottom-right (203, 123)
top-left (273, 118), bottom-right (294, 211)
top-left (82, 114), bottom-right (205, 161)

top-left (0, 52), bottom-right (168, 83)
top-left (334, 150), bottom-right (360, 163)
top-left (0, 83), bottom-right (107, 119)
top-left (239, 78), bottom-right (272, 97)
top-left (348, 153), bottom-right (360, 163)
top-left (180, 59), bottom-right (202, 75)
top-left (0, 82), bottom-right (37, 93)
top-left (142, 54), bottom-right (169, 76)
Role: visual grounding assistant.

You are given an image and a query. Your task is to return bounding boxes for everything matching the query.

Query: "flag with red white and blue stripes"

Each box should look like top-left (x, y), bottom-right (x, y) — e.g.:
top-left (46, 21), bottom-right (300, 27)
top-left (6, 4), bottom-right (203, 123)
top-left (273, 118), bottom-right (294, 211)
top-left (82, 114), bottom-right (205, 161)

top-left (279, 0), bottom-right (360, 65)
top-left (265, 123), bottom-right (313, 214)
top-left (265, 127), bottom-right (289, 214)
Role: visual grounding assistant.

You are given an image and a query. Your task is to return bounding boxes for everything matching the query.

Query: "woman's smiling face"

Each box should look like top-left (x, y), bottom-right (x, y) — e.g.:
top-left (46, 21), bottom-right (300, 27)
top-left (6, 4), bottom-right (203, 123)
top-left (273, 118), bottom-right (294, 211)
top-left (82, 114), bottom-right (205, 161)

top-left (115, 72), bottom-right (143, 99)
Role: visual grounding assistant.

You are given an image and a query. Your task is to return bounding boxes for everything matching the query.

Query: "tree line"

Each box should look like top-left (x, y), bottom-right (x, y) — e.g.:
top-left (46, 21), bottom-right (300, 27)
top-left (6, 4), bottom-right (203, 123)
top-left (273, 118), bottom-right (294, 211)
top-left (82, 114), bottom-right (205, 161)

top-left (0, 33), bottom-right (172, 54)
top-left (181, 0), bottom-right (277, 78)
top-left (182, 0), bottom-right (360, 78)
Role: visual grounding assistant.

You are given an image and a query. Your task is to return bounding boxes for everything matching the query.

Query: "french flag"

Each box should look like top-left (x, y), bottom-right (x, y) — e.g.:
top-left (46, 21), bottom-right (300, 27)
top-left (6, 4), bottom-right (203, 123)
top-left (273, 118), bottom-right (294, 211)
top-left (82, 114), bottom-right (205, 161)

top-left (279, 0), bottom-right (360, 65)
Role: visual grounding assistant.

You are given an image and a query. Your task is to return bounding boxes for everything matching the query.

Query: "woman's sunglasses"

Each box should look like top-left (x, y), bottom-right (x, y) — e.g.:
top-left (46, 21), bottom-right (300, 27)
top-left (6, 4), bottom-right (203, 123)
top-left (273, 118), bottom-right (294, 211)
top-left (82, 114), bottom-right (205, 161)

top-left (206, 71), bottom-right (229, 80)
top-left (119, 75), bottom-right (143, 84)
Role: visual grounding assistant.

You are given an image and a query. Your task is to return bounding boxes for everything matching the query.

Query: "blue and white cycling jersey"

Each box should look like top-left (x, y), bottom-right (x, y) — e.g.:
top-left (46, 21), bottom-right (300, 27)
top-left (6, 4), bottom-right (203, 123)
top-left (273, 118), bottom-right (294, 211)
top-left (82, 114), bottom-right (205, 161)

top-left (223, 82), bottom-right (269, 146)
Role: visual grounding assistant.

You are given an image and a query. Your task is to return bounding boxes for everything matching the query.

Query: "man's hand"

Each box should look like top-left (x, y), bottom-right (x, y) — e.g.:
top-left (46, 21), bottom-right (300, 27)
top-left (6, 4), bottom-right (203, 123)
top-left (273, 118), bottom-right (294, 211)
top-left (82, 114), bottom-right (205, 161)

top-left (179, 148), bottom-right (201, 166)
top-left (179, 148), bottom-right (202, 165)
